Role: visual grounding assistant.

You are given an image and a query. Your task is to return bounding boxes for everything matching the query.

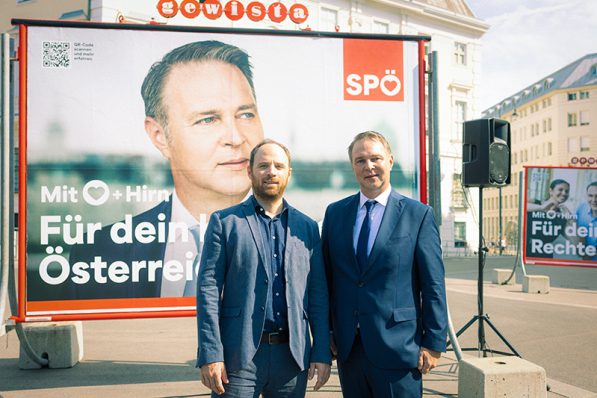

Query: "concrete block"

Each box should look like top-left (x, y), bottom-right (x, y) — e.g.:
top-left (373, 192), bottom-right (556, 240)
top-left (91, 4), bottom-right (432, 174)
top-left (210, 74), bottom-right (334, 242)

top-left (458, 356), bottom-right (546, 398)
top-left (19, 321), bottom-right (84, 369)
top-left (523, 275), bottom-right (550, 294)
top-left (492, 268), bottom-right (514, 285)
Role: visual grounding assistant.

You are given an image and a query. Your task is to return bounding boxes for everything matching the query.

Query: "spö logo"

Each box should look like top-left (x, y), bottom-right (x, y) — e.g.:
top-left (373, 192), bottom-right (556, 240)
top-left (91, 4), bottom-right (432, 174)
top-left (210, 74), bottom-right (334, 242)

top-left (343, 39), bottom-right (404, 101)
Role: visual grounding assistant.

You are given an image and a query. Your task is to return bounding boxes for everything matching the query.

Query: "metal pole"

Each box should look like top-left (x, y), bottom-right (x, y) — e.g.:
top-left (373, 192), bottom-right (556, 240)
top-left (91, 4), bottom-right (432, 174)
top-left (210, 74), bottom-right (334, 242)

top-left (428, 51), bottom-right (441, 225)
top-left (499, 187), bottom-right (503, 255)
top-left (518, 171), bottom-right (527, 276)
top-left (478, 187), bottom-right (486, 356)
top-left (4, 31), bottom-right (48, 367)
top-left (0, 33), bottom-right (11, 336)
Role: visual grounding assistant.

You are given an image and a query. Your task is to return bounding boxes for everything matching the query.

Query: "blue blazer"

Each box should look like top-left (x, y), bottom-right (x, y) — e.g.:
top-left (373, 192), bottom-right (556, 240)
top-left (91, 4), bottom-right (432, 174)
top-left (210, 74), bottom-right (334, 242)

top-left (322, 190), bottom-right (447, 370)
top-left (196, 198), bottom-right (331, 372)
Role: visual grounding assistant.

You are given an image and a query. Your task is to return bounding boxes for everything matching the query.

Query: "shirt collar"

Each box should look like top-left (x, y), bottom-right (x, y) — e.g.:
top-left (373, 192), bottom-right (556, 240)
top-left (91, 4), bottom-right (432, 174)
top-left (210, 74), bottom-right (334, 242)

top-left (171, 190), bottom-right (201, 229)
top-left (251, 195), bottom-right (289, 217)
top-left (359, 186), bottom-right (392, 209)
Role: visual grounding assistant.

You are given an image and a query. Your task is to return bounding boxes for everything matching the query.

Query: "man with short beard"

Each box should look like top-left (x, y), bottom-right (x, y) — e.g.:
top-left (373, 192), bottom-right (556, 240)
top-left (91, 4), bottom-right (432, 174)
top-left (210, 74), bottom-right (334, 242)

top-left (196, 139), bottom-right (331, 397)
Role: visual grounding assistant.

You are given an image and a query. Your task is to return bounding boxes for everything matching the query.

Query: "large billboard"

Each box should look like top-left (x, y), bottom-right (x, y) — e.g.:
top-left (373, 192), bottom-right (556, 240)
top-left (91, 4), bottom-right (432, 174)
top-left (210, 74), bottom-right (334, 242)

top-left (524, 166), bottom-right (597, 267)
top-left (16, 20), bottom-right (427, 321)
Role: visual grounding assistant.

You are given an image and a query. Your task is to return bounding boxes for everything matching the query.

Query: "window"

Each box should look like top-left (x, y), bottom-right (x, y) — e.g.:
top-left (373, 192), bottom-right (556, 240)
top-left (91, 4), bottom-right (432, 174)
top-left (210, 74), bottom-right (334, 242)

top-left (548, 142), bottom-right (552, 156)
top-left (568, 112), bottom-right (577, 127)
top-left (454, 221), bottom-right (466, 246)
top-left (580, 91), bottom-right (590, 99)
top-left (454, 42), bottom-right (467, 65)
top-left (452, 174), bottom-right (466, 208)
top-left (580, 110), bottom-right (589, 126)
top-left (548, 118), bottom-right (552, 131)
top-left (591, 64), bottom-right (597, 76)
top-left (513, 153), bottom-right (517, 164)
top-left (372, 20), bottom-right (389, 33)
top-left (580, 136), bottom-right (590, 152)
top-left (542, 120), bottom-right (547, 133)
top-left (320, 7), bottom-right (338, 31)
top-left (568, 92), bottom-right (577, 101)
top-left (453, 101), bottom-right (467, 141)
top-left (568, 137), bottom-right (579, 152)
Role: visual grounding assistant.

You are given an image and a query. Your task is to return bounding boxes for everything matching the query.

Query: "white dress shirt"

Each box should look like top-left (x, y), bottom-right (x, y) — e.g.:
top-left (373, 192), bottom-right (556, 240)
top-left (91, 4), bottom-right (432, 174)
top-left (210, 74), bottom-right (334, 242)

top-left (352, 186), bottom-right (392, 255)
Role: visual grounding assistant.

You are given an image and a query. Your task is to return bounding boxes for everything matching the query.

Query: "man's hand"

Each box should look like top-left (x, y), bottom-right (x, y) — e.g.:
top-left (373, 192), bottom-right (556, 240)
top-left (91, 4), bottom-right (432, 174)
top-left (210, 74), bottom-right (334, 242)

top-left (200, 361), bottom-right (229, 395)
top-left (418, 347), bottom-right (441, 375)
top-left (308, 362), bottom-right (331, 391)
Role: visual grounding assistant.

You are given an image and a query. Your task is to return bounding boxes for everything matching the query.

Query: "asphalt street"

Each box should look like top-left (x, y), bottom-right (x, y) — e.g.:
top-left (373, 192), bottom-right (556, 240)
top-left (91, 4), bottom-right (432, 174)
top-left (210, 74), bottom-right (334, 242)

top-left (0, 255), bottom-right (595, 397)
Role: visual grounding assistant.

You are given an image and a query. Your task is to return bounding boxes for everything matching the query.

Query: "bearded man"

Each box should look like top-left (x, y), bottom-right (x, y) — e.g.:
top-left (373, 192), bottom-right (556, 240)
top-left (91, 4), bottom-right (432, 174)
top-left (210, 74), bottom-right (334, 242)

top-left (196, 139), bottom-right (331, 397)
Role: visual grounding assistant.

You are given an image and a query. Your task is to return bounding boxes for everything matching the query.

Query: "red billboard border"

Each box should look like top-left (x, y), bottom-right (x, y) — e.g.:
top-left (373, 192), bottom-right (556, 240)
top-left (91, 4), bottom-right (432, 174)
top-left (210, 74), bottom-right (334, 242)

top-left (12, 19), bottom-right (430, 322)
top-left (522, 165), bottom-right (597, 268)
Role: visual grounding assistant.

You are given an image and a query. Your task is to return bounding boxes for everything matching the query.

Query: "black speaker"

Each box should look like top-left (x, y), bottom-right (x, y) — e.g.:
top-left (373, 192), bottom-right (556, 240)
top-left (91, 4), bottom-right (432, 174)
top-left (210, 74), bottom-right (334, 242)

top-left (462, 118), bottom-right (511, 187)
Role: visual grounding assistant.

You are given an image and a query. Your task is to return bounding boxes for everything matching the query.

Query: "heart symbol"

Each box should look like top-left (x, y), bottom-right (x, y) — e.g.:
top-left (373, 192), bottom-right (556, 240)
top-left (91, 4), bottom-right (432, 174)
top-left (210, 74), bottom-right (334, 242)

top-left (82, 180), bottom-right (110, 206)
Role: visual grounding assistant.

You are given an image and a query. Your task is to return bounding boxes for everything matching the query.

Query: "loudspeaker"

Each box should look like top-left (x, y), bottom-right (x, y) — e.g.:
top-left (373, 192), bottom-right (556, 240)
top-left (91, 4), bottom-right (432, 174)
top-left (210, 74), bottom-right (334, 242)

top-left (462, 118), bottom-right (511, 187)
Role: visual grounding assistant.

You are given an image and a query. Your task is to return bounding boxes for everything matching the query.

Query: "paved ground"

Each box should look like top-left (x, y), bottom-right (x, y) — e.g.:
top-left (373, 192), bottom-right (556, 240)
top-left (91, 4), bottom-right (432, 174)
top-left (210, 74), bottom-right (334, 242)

top-left (1, 255), bottom-right (596, 397)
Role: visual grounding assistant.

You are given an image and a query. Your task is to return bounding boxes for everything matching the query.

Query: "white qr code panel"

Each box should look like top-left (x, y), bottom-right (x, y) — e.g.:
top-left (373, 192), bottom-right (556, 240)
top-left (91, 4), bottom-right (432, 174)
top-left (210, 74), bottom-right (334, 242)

top-left (42, 41), bottom-right (71, 68)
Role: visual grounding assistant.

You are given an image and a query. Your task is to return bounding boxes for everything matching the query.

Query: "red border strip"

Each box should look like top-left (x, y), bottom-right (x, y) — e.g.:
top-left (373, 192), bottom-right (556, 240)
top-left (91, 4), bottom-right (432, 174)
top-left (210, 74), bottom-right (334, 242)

top-left (17, 24), bottom-right (27, 322)
top-left (418, 40), bottom-right (427, 204)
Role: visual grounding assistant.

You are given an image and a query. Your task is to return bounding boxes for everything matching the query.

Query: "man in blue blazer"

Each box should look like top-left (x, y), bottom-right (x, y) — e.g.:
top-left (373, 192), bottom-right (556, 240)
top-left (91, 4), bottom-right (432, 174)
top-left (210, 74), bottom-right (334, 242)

top-left (322, 131), bottom-right (447, 398)
top-left (197, 140), bottom-right (331, 397)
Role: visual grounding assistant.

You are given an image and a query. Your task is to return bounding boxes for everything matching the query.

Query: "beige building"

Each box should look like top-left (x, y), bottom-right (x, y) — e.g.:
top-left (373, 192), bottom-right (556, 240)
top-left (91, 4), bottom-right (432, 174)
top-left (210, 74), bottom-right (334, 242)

top-left (481, 53), bottom-right (597, 251)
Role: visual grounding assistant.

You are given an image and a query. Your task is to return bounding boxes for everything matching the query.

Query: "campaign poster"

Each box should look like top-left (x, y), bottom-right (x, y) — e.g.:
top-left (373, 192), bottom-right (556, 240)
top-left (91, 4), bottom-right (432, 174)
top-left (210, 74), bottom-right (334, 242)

top-left (524, 166), bottom-right (597, 267)
top-left (21, 22), bottom-right (425, 319)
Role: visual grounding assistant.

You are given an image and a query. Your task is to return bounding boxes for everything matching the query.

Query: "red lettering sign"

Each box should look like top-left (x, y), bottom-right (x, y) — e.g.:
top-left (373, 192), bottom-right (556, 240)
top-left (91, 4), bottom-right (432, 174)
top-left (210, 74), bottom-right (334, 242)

top-left (246, 1), bottom-right (266, 22)
top-left (202, 0), bottom-right (223, 19)
top-left (157, 0), bottom-right (178, 18)
top-left (267, 2), bottom-right (287, 23)
top-left (180, 0), bottom-right (201, 18)
top-left (224, 0), bottom-right (244, 21)
top-left (289, 4), bottom-right (309, 24)
top-left (155, 0), bottom-right (309, 23)
top-left (343, 39), bottom-right (404, 102)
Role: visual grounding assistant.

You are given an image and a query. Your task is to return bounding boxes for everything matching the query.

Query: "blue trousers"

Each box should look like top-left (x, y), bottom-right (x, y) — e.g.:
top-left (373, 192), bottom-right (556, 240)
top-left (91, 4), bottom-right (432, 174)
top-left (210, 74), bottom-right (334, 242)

top-left (214, 342), bottom-right (308, 398)
top-left (337, 335), bottom-right (422, 398)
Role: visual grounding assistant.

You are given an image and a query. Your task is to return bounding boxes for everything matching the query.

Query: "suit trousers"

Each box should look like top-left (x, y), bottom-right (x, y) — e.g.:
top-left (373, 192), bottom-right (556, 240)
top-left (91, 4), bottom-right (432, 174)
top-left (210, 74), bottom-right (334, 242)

top-left (337, 334), bottom-right (422, 398)
top-left (214, 342), bottom-right (308, 398)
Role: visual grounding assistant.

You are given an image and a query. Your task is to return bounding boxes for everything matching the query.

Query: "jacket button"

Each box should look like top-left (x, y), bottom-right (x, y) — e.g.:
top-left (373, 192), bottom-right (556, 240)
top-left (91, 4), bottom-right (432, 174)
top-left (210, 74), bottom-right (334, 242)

top-left (261, 306), bottom-right (265, 311)
top-left (265, 279), bottom-right (269, 284)
top-left (358, 281), bottom-right (364, 287)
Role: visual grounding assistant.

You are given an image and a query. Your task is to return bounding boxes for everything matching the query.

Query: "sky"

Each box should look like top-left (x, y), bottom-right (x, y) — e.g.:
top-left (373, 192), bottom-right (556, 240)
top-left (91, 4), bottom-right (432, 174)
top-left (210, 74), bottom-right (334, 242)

top-left (465, 0), bottom-right (597, 111)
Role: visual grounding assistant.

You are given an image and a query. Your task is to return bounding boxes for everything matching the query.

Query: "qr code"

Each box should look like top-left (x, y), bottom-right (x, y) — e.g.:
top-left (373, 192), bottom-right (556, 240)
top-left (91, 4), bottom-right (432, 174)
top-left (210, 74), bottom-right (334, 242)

top-left (42, 41), bottom-right (71, 68)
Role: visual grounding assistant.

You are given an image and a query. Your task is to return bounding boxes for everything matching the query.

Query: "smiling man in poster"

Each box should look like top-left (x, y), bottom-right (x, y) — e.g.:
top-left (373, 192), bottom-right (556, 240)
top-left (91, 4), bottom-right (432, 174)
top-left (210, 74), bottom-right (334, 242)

top-left (66, 40), bottom-right (264, 299)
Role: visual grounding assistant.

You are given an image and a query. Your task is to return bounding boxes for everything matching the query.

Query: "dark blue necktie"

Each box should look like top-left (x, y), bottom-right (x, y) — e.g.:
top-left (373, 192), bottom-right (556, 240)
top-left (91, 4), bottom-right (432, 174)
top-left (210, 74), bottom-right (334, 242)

top-left (356, 200), bottom-right (375, 272)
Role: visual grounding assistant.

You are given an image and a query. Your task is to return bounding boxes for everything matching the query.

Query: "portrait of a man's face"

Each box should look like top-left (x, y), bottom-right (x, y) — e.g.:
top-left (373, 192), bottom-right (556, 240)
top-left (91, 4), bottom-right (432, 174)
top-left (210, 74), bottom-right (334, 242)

top-left (146, 60), bottom-right (264, 200)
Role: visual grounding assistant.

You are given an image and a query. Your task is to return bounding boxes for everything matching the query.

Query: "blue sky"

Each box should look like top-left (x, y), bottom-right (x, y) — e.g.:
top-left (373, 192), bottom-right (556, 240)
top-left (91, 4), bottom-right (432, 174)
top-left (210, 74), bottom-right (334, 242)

top-left (465, 0), bottom-right (597, 111)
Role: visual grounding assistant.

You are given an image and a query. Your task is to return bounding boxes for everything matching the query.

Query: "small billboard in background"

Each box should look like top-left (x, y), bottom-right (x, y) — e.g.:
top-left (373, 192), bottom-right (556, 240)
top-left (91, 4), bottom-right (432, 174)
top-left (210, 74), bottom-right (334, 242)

top-left (16, 21), bottom-right (427, 321)
top-left (524, 166), bottom-right (597, 267)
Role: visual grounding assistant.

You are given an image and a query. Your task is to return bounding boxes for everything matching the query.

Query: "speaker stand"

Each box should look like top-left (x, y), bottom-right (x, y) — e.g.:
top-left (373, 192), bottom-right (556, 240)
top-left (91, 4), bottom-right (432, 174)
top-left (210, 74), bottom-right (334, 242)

top-left (447, 187), bottom-right (521, 357)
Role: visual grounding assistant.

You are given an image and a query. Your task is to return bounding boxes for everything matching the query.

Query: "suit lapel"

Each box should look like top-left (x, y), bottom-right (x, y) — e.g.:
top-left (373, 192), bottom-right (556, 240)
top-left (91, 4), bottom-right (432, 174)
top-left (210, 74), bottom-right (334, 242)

top-left (364, 190), bottom-right (404, 274)
top-left (241, 199), bottom-right (268, 275)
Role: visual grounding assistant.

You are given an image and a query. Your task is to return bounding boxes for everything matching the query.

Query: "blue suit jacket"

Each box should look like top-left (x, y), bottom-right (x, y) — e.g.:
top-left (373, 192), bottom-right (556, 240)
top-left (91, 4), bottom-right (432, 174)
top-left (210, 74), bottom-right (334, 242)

top-left (322, 190), bottom-right (447, 369)
top-left (196, 198), bottom-right (331, 372)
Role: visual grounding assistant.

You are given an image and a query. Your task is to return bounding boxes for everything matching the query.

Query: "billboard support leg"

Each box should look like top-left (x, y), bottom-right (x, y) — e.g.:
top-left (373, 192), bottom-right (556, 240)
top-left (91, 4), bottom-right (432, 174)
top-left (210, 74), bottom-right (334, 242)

top-left (2, 32), bottom-right (48, 367)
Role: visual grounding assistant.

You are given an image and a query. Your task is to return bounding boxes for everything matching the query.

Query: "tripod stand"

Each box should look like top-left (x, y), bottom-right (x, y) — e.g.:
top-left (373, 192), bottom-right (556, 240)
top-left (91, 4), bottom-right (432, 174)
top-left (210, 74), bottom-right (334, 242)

top-left (448, 187), bottom-right (521, 357)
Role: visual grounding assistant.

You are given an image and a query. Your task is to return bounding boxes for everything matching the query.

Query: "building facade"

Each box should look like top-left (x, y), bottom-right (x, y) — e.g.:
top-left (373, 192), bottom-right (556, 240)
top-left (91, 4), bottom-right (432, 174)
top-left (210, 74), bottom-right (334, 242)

top-left (482, 53), bottom-right (597, 252)
top-left (2, 0), bottom-right (489, 253)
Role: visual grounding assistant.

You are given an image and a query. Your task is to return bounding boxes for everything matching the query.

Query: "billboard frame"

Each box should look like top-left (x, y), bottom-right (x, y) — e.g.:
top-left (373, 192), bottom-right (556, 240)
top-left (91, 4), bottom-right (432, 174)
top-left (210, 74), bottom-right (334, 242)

top-left (12, 19), bottom-right (430, 322)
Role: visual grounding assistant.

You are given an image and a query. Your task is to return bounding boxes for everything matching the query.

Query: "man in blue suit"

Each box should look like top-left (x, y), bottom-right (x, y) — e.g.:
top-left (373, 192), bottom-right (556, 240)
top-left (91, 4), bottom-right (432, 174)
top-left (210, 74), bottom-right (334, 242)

top-left (322, 131), bottom-right (447, 398)
top-left (197, 140), bottom-right (331, 397)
